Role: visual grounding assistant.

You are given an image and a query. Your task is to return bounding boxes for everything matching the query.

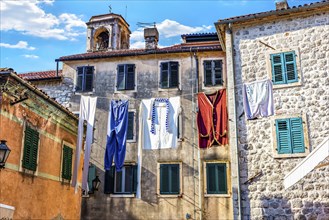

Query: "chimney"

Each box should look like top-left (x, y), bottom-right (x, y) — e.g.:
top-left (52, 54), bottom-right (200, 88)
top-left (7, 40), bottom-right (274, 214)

top-left (275, 0), bottom-right (289, 10)
top-left (144, 27), bottom-right (159, 50)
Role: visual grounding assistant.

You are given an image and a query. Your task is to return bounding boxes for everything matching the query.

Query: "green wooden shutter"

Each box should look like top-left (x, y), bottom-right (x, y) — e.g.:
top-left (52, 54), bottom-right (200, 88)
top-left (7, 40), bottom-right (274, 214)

top-left (132, 165), bottom-right (138, 193)
top-left (276, 119), bottom-right (292, 154)
top-left (169, 62), bottom-right (179, 88)
top-left (76, 67), bottom-right (83, 91)
top-left (204, 61), bottom-right (212, 86)
top-left (207, 164), bottom-right (216, 194)
top-left (127, 112), bottom-right (134, 140)
top-left (88, 165), bottom-right (96, 192)
top-left (160, 63), bottom-right (169, 88)
top-left (271, 54), bottom-right (285, 84)
top-left (170, 164), bottom-right (180, 194)
top-left (217, 164), bottom-right (227, 194)
top-left (117, 65), bottom-right (125, 90)
top-left (23, 126), bottom-right (39, 171)
top-left (104, 166), bottom-right (115, 194)
top-left (284, 52), bottom-right (298, 83)
top-left (290, 118), bottom-right (305, 153)
top-left (125, 64), bottom-right (135, 90)
top-left (85, 66), bottom-right (94, 91)
top-left (62, 145), bottom-right (73, 180)
top-left (160, 164), bottom-right (169, 194)
top-left (213, 60), bottom-right (223, 86)
top-left (207, 163), bottom-right (227, 194)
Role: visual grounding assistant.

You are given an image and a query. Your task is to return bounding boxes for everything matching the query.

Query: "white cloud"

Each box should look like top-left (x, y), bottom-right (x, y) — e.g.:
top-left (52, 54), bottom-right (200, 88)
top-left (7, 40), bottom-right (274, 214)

top-left (0, 41), bottom-right (36, 50)
top-left (130, 19), bottom-right (213, 49)
top-left (0, 0), bottom-right (86, 40)
top-left (23, 54), bottom-right (39, 59)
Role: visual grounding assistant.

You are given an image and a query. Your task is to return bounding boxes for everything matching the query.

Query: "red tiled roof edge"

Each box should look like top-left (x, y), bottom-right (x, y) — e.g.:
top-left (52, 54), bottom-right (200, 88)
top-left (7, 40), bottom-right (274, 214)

top-left (19, 70), bottom-right (62, 81)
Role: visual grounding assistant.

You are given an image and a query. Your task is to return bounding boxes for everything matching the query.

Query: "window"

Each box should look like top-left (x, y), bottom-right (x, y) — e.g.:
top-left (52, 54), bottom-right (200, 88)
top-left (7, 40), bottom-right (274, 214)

top-left (88, 164), bottom-right (96, 193)
top-left (275, 117), bottom-right (305, 154)
top-left (206, 163), bottom-right (227, 194)
top-left (159, 164), bottom-right (180, 195)
top-left (127, 111), bottom-right (135, 141)
top-left (203, 60), bottom-right (223, 87)
top-left (270, 51), bottom-right (297, 85)
top-left (117, 64), bottom-right (135, 90)
top-left (61, 145), bottom-right (73, 181)
top-left (22, 126), bottom-right (39, 171)
top-left (104, 165), bottom-right (137, 194)
top-left (76, 66), bottom-right (94, 92)
top-left (160, 61), bottom-right (179, 89)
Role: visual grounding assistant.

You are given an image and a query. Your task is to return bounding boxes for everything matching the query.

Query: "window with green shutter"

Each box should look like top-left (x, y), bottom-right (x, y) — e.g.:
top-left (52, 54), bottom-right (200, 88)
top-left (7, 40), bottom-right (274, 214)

top-left (270, 51), bottom-right (298, 85)
top-left (88, 164), bottom-right (96, 192)
top-left (206, 163), bottom-right (227, 194)
top-left (22, 126), bottom-right (39, 171)
top-left (104, 165), bottom-right (137, 194)
top-left (160, 62), bottom-right (179, 89)
top-left (275, 117), bottom-right (305, 154)
top-left (117, 64), bottom-right (135, 90)
top-left (160, 164), bottom-right (180, 195)
top-left (203, 60), bottom-right (223, 87)
top-left (76, 66), bottom-right (94, 92)
top-left (127, 111), bottom-right (135, 140)
top-left (62, 145), bottom-right (73, 180)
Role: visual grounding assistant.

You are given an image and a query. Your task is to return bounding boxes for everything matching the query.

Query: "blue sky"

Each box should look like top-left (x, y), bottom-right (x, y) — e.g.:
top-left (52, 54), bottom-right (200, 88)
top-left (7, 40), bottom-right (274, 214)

top-left (0, 0), bottom-right (317, 73)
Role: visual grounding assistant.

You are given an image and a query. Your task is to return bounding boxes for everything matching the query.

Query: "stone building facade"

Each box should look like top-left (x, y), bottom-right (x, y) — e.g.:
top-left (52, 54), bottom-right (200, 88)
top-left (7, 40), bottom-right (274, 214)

top-left (0, 69), bottom-right (83, 219)
top-left (216, 1), bottom-right (329, 219)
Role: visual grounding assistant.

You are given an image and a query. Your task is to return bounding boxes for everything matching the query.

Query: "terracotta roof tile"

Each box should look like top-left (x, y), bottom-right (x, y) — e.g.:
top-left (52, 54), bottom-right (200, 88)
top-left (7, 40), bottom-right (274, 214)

top-left (19, 70), bottom-right (62, 81)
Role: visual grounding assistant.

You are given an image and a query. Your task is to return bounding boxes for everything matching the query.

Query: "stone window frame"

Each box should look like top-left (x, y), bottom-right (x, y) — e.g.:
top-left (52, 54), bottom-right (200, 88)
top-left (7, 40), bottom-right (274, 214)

top-left (271, 113), bottom-right (310, 159)
top-left (203, 160), bottom-right (231, 197)
top-left (19, 122), bottom-right (41, 176)
top-left (114, 63), bottom-right (137, 93)
top-left (74, 66), bottom-right (96, 95)
top-left (200, 57), bottom-right (226, 91)
top-left (59, 141), bottom-right (75, 183)
top-left (157, 161), bottom-right (183, 198)
top-left (158, 60), bottom-right (182, 91)
top-left (265, 47), bottom-right (303, 90)
top-left (126, 109), bottom-right (136, 143)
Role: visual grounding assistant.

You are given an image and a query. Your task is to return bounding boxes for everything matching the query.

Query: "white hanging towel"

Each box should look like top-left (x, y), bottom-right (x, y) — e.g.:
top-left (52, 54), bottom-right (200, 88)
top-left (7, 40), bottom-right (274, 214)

top-left (72, 95), bottom-right (97, 193)
top-left (243, 79), bottom-right (274, 120)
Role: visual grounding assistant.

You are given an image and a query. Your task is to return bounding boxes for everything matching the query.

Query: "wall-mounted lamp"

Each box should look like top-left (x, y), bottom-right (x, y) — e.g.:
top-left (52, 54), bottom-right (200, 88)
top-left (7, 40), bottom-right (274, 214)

top-left (0, 140), bottom-right (11, 169)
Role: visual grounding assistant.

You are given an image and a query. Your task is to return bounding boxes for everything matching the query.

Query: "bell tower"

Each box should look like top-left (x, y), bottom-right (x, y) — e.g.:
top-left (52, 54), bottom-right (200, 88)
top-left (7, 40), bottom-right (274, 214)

top-left (86, 13), bottom-right (131, 52)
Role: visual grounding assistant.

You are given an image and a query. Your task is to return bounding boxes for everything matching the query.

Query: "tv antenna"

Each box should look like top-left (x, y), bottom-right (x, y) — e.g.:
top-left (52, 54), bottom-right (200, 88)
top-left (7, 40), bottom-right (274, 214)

top-left (136, 22), bottom-right (157, 28)
top-left (108, 5), bottom-right (112, 13)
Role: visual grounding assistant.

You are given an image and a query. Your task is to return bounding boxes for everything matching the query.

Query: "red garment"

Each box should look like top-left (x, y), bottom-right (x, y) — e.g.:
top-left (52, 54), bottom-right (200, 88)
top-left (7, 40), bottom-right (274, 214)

top-left (197, 89), bottom-right (228, 148)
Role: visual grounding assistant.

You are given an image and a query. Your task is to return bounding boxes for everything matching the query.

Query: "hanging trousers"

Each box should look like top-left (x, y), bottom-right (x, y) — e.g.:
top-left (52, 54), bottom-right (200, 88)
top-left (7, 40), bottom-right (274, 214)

top-left (104, 100), bottom-right (129, 172)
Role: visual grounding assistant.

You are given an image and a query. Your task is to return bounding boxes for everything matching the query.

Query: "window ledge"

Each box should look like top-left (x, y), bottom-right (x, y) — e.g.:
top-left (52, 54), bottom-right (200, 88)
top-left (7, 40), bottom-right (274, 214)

top-left (202, 85), bottom-right (226, 91)
top-left (204, 193), bottom-right (230, 198)
top-left (114, 89), bottom-right (137, 94)
top-left (273, 152), bottom-right (308, 159)
top-left (110, 194), bottom-right (135, 198)
top-left (157, 194), bottom-right (182, 198)
top-left (158, 87), bottom-right (180, 92)
top-left (126, 139), bottom-right (136, 143)
top-left (272, 81), bottom-right (302, 90)
top-left (74, 91), bottom-right (94, 95)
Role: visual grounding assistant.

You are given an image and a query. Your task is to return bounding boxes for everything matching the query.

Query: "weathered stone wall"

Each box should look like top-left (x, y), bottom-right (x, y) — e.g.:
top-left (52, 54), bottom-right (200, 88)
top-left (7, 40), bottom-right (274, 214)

top-left (231, 11), bottom-right (329, 220)
top-left (62, 51), bottom-right (233, 220)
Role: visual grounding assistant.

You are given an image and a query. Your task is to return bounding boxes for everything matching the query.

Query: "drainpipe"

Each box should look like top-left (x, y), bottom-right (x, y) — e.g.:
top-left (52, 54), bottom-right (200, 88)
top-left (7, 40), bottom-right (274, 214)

top-left (227, 22), bottom-right (242, 220)
top-left (56, 61), bottom-right (59, 77)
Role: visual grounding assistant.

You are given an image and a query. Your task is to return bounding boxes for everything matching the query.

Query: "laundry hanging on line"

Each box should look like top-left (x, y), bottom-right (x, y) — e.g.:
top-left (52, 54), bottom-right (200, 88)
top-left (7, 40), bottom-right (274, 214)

top-left (243, 79), bottom-right (274, 120)
top-left (197, 89), bottom-right (228, 148)
top-left (104, 100), bottom-right (129, 172)
top-left (72, 95), bottom-right (97, 193)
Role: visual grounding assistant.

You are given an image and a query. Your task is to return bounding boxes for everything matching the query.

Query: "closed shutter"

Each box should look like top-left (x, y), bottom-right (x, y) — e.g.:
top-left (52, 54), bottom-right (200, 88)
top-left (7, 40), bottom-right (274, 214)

top-left (217, 164), bottom-right (227, 194)
top-left (213, 60), bottom-right (223, 86)
top-left (284, 52), bottom-right (298, 83)
top-left (117, 65), bottom-right (125, 90)
top-left (85, 66), bottom-right (94, 91)
top-left (170, 164), bottom-right (180, 194)
top-left (127, 112), bottom-right (134, 140)
top-left (207, 164), bottom-right (216, 194)
top-left (290, 118), bottom-right (305, 153)
top-left (160, 164), bottom-right (170, 194)
top-left (88, 165), bottom-right (96, 191)
top-left (276, 119), bottom-right (292, 154)
top-left (23, 126), bottom-right (39, 171)
top-left (204, 61), bottom-right (212, 86)
top-left (207, 163), bottom-right (227, 194)
top-left (271, 54), bottom-right (285, 84)
top-left (160, 63), bottom-right (169, 88)
top-left (76, 67), bottom-right (84, 91)
top-left (62, 145), bottom-right (73, 180)
top-left (125, 64), bottom-right (135, 90)
top-left (104, 166), bottom-right (115, 194)
top-left (169, 62), bottom-right (179, 88)
top-left (132, 165), bottom-right (138, 193)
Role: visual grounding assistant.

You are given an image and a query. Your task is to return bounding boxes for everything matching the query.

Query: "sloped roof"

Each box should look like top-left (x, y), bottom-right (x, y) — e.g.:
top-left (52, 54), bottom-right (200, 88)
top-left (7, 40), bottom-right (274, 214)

top-left (217, 0), bottom-right (329, 24)
top-left (19, 70), bottom-right (62, 81)
top-left (56, 41), bottom-right (221, 62)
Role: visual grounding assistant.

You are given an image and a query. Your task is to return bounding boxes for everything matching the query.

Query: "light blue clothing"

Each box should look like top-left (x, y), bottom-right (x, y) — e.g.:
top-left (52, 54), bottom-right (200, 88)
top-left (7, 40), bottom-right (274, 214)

top-left (104, 100), bottom-right (129, 172)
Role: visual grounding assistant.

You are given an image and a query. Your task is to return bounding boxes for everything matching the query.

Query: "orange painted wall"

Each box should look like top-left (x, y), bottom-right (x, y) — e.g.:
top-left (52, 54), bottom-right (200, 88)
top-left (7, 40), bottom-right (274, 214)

top-left (0, 93), bottom-right (83, 219)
